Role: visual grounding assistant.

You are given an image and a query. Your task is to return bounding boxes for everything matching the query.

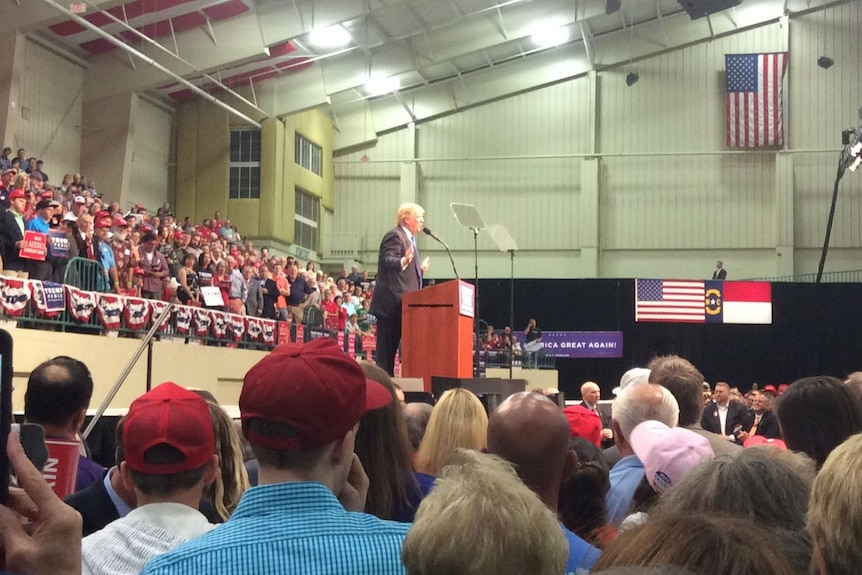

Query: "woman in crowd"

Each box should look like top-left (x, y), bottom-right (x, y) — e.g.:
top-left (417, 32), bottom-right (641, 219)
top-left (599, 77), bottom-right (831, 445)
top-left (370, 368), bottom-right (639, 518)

top-left (202, 400), bottom-right (250, 521)
top-left (213, 260), bottom-right (231, 311)
top-left (593, 514), bottom-right (799, 575)
top-left (775, 375), bottom-right (862, 468)
top-left (558, 437), bottom-right (615, 548)
top-left (176, 253), bottom-right (200, 305)
top-left (355, 363), bottom-right (426, 522)
top-left (196, 252), bottom-right (215, 305)
top-left (414, 388), bottom-right (488, 479)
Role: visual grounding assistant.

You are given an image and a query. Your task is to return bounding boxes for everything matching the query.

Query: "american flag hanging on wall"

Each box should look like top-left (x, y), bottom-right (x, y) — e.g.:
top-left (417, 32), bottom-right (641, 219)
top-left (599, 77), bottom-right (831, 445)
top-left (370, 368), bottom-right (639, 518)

top-left (725, 53), bottom-right (788, 148)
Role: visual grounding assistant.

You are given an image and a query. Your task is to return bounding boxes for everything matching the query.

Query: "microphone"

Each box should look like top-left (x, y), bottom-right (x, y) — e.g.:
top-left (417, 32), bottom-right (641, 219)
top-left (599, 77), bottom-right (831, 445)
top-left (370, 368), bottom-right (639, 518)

top-left (422, 227), bottom-right (459, 280)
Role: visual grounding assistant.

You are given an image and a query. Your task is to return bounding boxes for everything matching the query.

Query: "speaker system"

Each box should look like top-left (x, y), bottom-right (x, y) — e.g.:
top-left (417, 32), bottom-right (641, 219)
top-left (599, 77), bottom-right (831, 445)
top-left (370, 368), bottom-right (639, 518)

top-left (677, 0), bottom-right (742, 19)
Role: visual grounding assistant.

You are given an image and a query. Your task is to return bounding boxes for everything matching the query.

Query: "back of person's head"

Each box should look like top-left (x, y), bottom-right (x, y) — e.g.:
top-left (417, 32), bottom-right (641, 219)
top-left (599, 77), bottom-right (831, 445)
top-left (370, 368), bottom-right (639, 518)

top-left (593, 513), bottom-right (799, 575)
top-left (612, 384), bottom-right (679, 442)
top-left (808, 433), bottom-right (862, 575)
top-left (844, 371), bottom-right (862, 401)
top-left (404, 402), bottom-right (433, 453)
top-left (655, 446), bottom-right (814, 531)
top-left (486, 391), bottom-right (571, 493)
top-left (415, 388), bottom-right (488, 477)
top-left (201, 401), bottom-right (249, 520)
top-left (775, 376), bottom-right (862, 468)
top-left (647, 355), bottom-right (704, 426)
top-left (355, 362), bottom-right (416, 520)
top-left (402, 449), bottom-right (567, 575)
top-left (24, 356), bottom-right (94, 428)
top-left (121, 382), bottom-right (217, 498)
top-left (239, 339), bottom-right (392, 473)
top-left (558, 437), bottom-right (611, 547)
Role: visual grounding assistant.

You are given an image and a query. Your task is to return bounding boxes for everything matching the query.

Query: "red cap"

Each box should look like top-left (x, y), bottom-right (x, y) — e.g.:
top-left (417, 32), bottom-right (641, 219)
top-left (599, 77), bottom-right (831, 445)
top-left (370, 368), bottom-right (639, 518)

top-left (562, 405), bottom-right (602, 447)
top-left (8, 189), bottom-right (26, 200)
top-left (40, 191), bottom-right (53, 200)
top-left (743, 436), bottom-right (787, 450)
top-left (123, 382), bottom-right (215, 474)
top-left (240, 338), bottom-right (393, 450)
top-left (762, 384), bottom-right (777, 393)
top-left (777, 383), bottom-right (789, 395)
top-left (94, 216), bottom-right (113, 229)
top-left (113, 217), bottom-right (129, 228)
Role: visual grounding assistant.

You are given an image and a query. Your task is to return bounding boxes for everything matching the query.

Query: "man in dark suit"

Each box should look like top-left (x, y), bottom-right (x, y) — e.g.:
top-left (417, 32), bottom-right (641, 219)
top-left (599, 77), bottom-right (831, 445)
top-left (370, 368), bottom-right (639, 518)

top-left (369, 203), bottom-right (428, 375)
top-left (738, 391), bottom-right (781, 441)
top-left (712, 260), bottom-right (727, 279)
top-left (0, 189), bottom-right (30, 277)
top-left (579, 381), bottom-right (614, 448)
top-left (701, 381), bottom-right (749, 443)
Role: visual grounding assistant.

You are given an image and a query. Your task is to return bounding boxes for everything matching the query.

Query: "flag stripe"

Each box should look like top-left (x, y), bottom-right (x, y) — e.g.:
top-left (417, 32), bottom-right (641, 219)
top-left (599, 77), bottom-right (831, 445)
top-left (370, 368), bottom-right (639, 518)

top-left (724, 301), bottom-right (772, 324)
top-left (636, 279), bottom-right (705, 322)
top-left (725, 53), bottom-right (787, 148)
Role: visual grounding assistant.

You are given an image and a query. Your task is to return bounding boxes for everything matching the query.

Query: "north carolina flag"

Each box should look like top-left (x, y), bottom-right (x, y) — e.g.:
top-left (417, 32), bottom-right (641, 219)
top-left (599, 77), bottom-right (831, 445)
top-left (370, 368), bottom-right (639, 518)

top-left (705, 281), bottom-right (772, 324)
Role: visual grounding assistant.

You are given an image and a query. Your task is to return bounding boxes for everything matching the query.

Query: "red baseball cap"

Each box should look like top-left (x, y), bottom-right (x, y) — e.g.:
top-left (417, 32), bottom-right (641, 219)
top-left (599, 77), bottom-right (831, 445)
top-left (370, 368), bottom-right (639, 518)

top-left (562, 404), bottom-right (602, 447)
top-left (113, 217), bottom-right (129, 228)
top-left (240, 338), bottom-right (393, 450)
top-left (8, 189), bottom-right (26, 200)
top-left (123, 382), bottom-right (215, 474)
top-left (762, 384), bottom-right (777, 394)
top-left (94, 216), bottom-right (113, 229)
top-left (743, 435), bottom-right (787, 450)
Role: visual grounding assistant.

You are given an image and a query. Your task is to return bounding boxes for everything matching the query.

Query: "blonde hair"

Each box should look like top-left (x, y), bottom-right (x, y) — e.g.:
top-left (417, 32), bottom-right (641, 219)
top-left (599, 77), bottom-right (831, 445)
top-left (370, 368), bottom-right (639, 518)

top-left (396, 202), bottom-right (424, 226)
top-left (414, 388), bottom-right (488, 477)
top-left (12, 173), bottom-right (29, 190)
top-left (202, 401), bottom-right (250, 520)
top-left (808, 433), bottom-right (862, 575)
top-left (402, 449), bottom-right (567, 575)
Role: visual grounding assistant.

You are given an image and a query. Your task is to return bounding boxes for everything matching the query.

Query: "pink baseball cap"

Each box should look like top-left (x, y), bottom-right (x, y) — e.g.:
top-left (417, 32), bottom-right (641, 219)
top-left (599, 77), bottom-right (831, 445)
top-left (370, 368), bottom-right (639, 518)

top-left (743, 435), bottom-right (787, 450)
top-left (630, 420), bottom-right (714, 494)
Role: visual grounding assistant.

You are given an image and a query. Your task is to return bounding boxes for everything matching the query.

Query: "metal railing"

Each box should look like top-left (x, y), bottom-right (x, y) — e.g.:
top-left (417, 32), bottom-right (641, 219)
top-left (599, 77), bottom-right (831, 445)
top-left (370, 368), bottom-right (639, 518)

top-left (747, 269), bottom-right (862, 283)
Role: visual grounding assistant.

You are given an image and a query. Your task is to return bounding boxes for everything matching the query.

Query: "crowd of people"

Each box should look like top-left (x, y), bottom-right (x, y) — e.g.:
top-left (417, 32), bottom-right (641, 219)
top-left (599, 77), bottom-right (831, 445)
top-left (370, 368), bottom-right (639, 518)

top-left (2, 342), bottom-right (861, 575)
top-left (0, 152), bottom-right (379, 333)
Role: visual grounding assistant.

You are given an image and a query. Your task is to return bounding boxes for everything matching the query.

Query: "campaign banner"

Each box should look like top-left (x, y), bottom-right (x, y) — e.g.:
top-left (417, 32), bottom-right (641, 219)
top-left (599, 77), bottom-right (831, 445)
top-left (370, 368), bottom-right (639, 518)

top-left (43, 439), bottom-right (80, 499)
top-left (19, 231), bottom-right (47, 261)
top-left (538, 331), bottom-right (624, 358)
top-left (47, 230), bottom-right (69, 259)
top-left (30, 281), bottom-right (65, 317)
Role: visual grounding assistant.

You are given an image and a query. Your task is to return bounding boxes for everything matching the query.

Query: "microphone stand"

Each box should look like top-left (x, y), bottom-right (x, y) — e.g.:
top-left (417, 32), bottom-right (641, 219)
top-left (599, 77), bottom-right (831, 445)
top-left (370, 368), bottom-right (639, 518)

top-left (423, 228), bottom-right (459, 279)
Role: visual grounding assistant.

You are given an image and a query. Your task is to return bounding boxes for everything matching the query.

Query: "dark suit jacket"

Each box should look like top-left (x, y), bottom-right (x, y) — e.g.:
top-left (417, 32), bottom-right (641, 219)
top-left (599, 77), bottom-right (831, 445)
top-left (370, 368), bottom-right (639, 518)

top-left (64, 471), bottom-right (119, 537)
top-left (368, 226), bottom-right (421, 320)
top-left (701, 401), bottom-right (749, 437)
top-left (0, 209), bottom-right (26, 271)
top-left (712, 268), bottom-right (727, 279)
top-left (581, 401), bottom-right (614, 449)
top-left (744, 409), bottom-right (782, 439)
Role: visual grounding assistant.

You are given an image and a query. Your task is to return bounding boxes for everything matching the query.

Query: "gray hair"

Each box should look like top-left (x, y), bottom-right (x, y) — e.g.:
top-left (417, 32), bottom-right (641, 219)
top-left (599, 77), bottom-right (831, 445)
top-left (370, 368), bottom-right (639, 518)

top-left (612, 384), bottom-right (679, 441)
top-left (402, 449), bottom-right (567, 575)
top-left (808, 433), bottom-right (862, 575)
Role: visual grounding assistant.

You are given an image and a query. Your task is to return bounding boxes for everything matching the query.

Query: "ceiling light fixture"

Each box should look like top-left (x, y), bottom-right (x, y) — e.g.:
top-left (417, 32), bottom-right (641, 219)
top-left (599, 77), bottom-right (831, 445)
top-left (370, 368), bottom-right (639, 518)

top-left (308, 25), bottom-right (352, 49)
top-left (626, 72), bottom-right (639, 86)
top-left (364, 76), bottom-right (400, 96)
top-left (530, 22), bottom-right (570, 48)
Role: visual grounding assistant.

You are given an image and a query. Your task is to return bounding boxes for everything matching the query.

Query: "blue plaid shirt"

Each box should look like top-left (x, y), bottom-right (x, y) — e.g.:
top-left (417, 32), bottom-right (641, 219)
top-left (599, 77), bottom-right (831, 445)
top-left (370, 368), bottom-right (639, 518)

top-left (141, 481), bottom-right (410, 575)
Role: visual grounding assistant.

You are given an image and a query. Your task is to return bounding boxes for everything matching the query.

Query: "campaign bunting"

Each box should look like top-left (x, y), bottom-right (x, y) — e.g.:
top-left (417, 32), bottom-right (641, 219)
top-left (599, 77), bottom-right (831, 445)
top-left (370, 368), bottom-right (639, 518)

top-left (149, 300), bottom-right (172, 331)
top-left (66, 286), bottom-right (96, 323)
top-left (246, 317), bottom-right (262, 341)
top-left (262, 319), bottom-right (276, 345)
top-left (1, 278), bottom-right (30, 316)
top-left (175, 306), bottom-right (192, 335)
top-left (124, 298), bottom-right (151, 330)
top-left (97, 294), bottom-right (124, 330)
top-left (211, 311), bottom-right (228, 339)
top-left (193, 308), bottom-right (212, 337)
top-left (230, 314), bottom-right (246, 341)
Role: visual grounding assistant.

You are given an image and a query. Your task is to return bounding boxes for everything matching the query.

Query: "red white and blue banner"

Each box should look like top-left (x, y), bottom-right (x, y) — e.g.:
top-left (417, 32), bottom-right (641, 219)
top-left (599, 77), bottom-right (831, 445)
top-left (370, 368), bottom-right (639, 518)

top-left (636, 279), bottom-right (772, 324)
top-left (725, 53), bottom-right (788, 148)
top-left (66, 286), bottom-right (96, 322)
top-left (96, 294), bottom-right (124, 330)
top-left (1, 278), bottom-right (30, 316)
top-left (124, 298), bottom-right (151, 330)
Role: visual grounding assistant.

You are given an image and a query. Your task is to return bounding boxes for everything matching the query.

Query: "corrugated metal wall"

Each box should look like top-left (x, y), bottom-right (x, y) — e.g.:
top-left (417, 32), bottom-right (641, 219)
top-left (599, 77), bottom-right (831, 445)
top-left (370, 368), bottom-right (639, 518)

top-left (129, 97), bottom-right (172, 211)
top-left (333, 3), bottom-right (862, 278)
top-left (17, 40), bottom-right (84, 181)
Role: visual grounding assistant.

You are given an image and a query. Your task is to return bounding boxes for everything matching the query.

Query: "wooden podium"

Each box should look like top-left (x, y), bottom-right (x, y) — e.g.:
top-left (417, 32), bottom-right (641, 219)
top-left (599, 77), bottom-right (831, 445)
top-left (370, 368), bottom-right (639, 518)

top-left (401, 280), bottom-right (475, 391)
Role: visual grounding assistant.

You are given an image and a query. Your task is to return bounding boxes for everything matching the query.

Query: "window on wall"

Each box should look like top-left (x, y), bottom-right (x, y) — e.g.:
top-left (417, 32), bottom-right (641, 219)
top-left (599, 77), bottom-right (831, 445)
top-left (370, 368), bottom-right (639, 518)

top-left (229, 129), bottom-right (261, 199)
top-left (295, 188), bottom-right (319, 252)
top-left (295, 133), bottom-right (322, 176)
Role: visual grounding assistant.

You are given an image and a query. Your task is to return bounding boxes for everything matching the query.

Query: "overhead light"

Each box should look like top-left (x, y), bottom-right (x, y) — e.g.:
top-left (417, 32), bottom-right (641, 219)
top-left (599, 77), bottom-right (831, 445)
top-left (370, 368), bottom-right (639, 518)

top-left (530, 21), bottom-right (570, 48)
top-left (817, 56), bottom-right (834, 69)
top-left (626, 72), bottom-right (639, 86)
top-left (308, 25), bottom-right (352, 49)
top-left (364, 76), bottom-right (400, 96)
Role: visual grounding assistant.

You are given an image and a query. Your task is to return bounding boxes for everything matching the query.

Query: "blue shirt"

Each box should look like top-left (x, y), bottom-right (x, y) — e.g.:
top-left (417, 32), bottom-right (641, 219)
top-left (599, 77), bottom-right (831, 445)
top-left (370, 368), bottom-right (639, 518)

top-left (606, 454), bottom-right (645, 526)
top-left (26, 217), bottom-right (50, 233)
top-left (141, 481), bottom-right (410, 575)
top-left (103, 467), bottom-right (132, 518)
top-left (561, 523), bottom-right (601, 574)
